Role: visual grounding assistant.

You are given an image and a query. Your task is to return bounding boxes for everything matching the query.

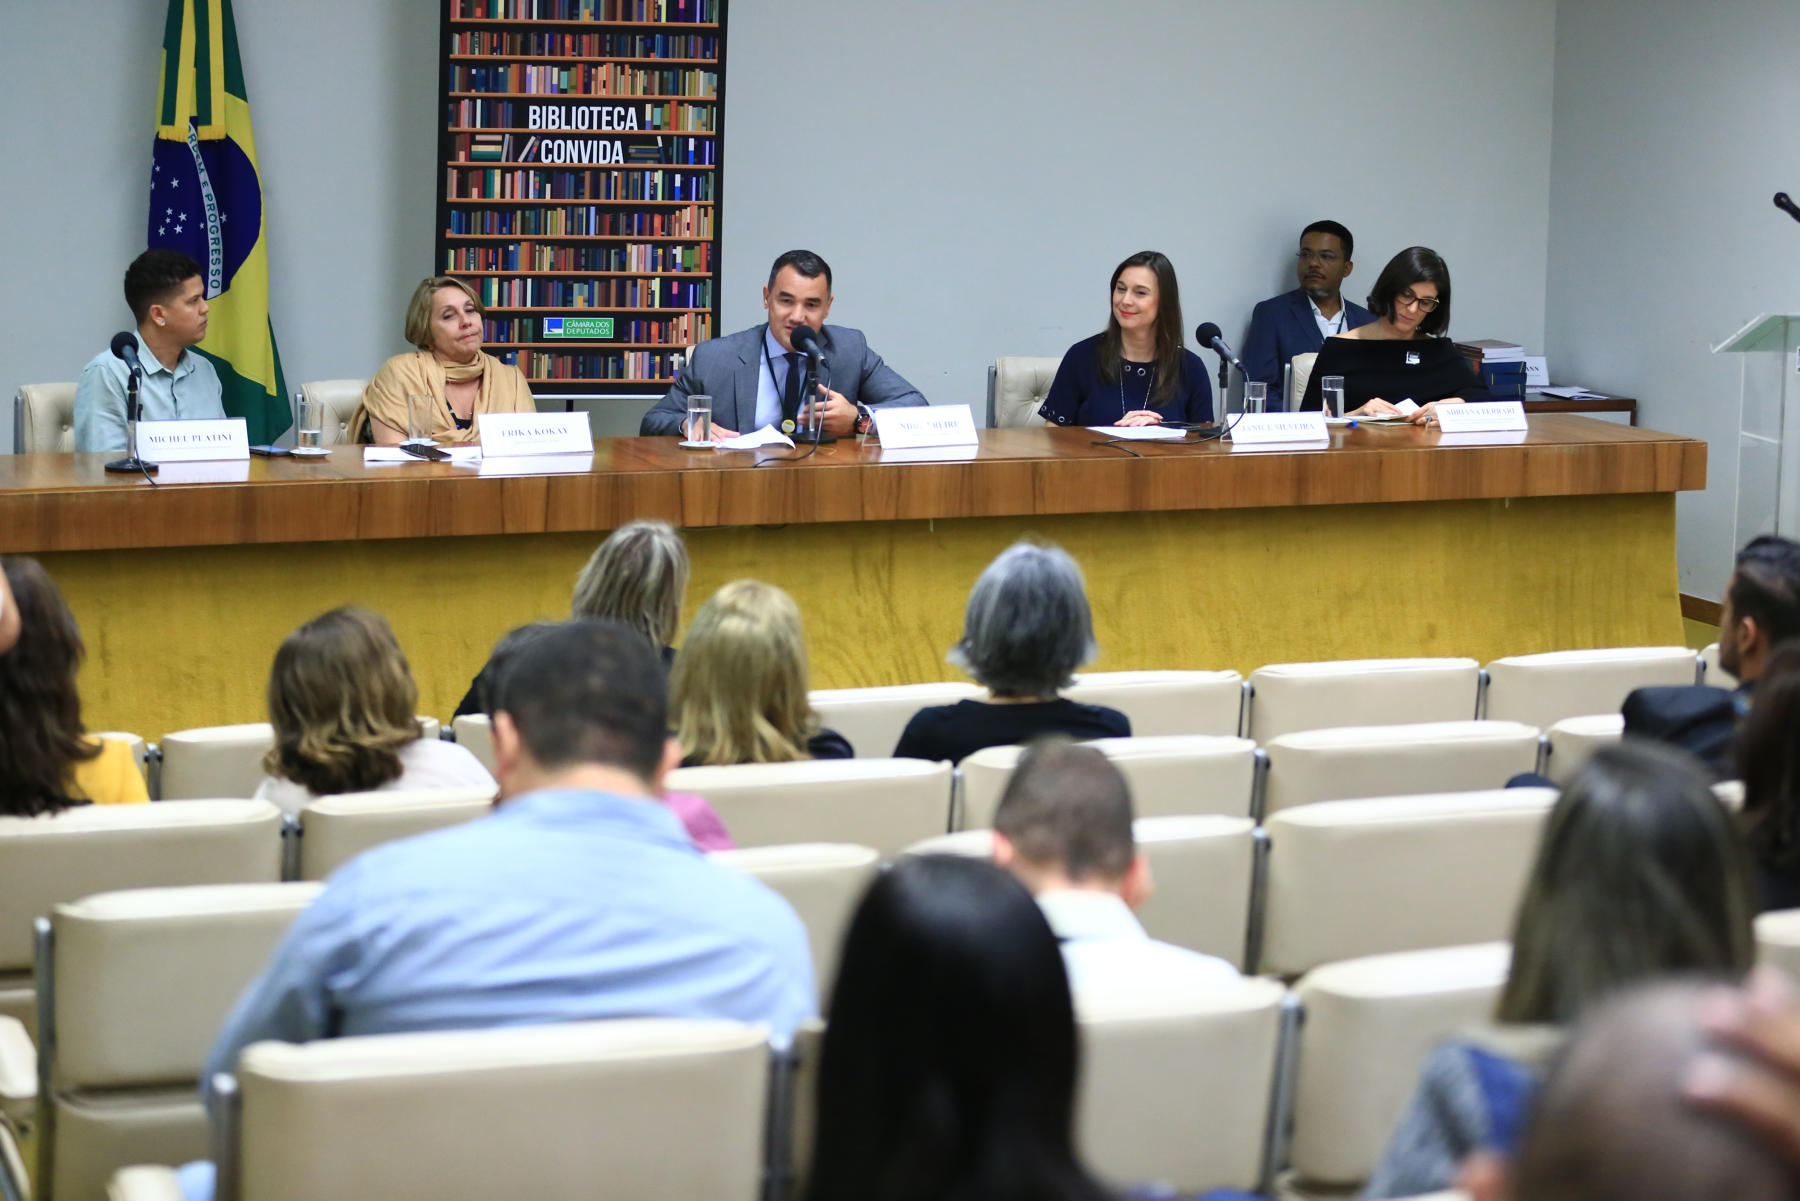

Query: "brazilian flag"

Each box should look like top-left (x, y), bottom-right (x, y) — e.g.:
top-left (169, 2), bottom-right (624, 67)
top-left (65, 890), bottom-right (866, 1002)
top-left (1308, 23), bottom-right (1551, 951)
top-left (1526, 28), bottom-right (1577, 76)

top-left (147, 0), bottom-right (289, 442)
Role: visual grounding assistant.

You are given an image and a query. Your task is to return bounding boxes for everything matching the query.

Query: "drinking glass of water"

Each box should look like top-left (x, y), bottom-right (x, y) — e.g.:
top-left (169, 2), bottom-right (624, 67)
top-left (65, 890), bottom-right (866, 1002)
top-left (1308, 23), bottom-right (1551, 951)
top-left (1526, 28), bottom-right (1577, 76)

top-left (405, 394), bottom-right (436, 446)
top-left (684, 393), bottom-right (713, 445)
top-left (1244, 381), bottom-right (1268, 414)
top-left (297, 397), bottom-right (325, 452)
top-left (1321, 375), bottom-right (1346, 418)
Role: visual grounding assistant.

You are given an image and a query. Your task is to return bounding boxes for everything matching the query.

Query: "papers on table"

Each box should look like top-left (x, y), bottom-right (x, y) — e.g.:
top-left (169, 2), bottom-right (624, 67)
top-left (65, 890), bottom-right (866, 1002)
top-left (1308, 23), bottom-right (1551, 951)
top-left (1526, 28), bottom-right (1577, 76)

top-left (1538, 386), bottom-right (1608, 400)
top-left (363, 446), bottom-right (482, 465)
top-left (716, 425), bottom-right (796, 450)
top-left (1086, 425), bottom-right (1189, 441)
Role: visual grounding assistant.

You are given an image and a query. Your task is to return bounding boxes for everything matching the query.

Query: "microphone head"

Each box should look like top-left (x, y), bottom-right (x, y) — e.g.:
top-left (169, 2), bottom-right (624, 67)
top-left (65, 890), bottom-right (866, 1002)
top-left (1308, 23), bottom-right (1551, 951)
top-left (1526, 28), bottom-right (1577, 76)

top-left (789, 324), bottom-right (823, 354)
top-left (110, 331), bottom-right (139, 361)
top-left (1194, 322), bottom-right (1222, 346)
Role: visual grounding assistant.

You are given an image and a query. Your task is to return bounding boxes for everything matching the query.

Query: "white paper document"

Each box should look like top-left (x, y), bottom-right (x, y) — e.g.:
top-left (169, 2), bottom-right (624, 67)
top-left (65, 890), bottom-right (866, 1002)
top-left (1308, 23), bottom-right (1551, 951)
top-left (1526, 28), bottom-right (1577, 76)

top-left (1086, 425), bottom-right (1188, 441)
top-left (363, 446), bottom-right (483, 464)
top-left (1538, 386), bottom-right (1607, 400)
top-left (716, 425), bottom-right (796, 450)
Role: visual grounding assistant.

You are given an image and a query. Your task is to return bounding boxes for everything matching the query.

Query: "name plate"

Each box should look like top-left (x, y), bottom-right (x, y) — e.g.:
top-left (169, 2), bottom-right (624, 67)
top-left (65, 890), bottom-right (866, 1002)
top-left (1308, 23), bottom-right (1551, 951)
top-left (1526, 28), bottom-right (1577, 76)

top-left (1226, 413), bottom-right (1330, 445)
top-left (872, 404), bottom-right (978, 449)
top-left (135, 418), bottom-right (248, 462)
top-left (1434, 401), bottom-right (1528, 433)
top-left (477, 411), bottom-right (593, 457)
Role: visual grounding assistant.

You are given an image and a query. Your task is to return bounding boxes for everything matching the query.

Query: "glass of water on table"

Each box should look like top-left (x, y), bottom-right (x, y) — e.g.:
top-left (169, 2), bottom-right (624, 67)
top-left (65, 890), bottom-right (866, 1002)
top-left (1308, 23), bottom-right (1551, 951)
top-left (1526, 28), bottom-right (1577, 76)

top-left (683, 394), bottom-right (714, 447)
top-left (1321, 375), bottom-right (1346, 419)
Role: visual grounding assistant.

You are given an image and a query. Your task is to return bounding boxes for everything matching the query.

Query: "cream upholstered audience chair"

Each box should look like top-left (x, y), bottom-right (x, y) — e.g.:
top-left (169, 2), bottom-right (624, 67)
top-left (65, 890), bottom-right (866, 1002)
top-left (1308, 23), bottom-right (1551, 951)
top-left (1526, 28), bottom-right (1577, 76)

top-left (1064, 670), bottom-right (1244, 737)
top-left (1076, 974), bottom-right (1287, 1194)
top-left (451, 713), bottom-right (496, 775)
top-left (1480, 646), bottom-right (1698, 727)
top-left (159, 718), bottom-right (443, 802)
top-left (1257, 789), bottom-right (1555, 977)
top-left (1288, 352), bottom-right (1319, 411)
top-left (665, 759), bottom-right (953, 854)
top-left (24, 882), bottom-right (321, 1201)
top-left (1285, 942), bottom-right (1510, 1194)
top-left (0, 800), bottom-right (283, 1042)
top-left (709, 844), bottom-right (880, 999)
top-left (1700, 642), bottom-right (1737, 688)
top-left (905, 815), bottom-right (1258, 970)
top-left (294, 788), bottom-right (499, 881)
top-left (807, 683), bottom-right (983, 759)
top-left (1756, 909), bottom-right (1800, 981)
top-left (1542, 713), bottom-right (1624, 784)
top-left (110, 1019), bottom-right (771, 1201)
top-left (1260, 720), bottom-right (1541, 817)
top-left (297, 379), bottom-right (369, 446)
top-left (1246, 658), bottom-right (1481, 742)
top-left (16, 383), bottom-right (78, 454)
top-left (987, 356), bottom-right (1059, 427)
top-left (957, 736), bottom-right (1259, 831)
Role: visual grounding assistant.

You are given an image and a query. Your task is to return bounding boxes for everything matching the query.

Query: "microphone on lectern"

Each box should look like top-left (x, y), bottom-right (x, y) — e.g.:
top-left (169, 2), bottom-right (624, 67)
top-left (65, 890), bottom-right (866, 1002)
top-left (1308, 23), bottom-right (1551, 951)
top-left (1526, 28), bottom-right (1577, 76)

top-left (104, 331), bottom-right (157, 477)
top-left (1194, 322), bottom-right (1245, 373)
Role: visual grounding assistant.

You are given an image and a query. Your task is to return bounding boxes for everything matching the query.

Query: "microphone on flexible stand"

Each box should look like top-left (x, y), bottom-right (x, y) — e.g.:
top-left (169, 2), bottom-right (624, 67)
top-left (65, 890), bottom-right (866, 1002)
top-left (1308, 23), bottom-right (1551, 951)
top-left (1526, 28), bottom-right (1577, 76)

top-left (788, 324), bottom-right (836, 445)
top-left (1193, 321), bottom-right (1248, 434)
top-left (105, 331), bottom-right (158, 476)
top-left (1777, 193), bottom-right (1800, 225)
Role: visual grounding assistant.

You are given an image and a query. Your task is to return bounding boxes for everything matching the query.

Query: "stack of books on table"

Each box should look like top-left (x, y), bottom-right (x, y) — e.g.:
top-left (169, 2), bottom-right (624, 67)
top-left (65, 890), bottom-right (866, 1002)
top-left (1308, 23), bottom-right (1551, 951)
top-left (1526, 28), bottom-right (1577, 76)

top-left (1455, 339), bottom-right (1527, 399)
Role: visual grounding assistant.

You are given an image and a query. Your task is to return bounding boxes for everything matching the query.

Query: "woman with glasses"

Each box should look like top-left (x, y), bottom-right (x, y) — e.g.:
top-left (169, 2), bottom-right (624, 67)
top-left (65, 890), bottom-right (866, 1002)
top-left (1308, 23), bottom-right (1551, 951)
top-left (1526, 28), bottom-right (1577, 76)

top-left (1298, 245), bottom-right (1488, 425)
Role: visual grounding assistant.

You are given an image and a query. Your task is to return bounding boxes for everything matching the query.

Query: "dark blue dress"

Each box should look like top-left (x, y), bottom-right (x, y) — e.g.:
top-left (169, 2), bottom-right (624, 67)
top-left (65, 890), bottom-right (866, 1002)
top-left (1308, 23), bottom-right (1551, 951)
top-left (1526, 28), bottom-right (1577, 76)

top-left (1038, 334), bottom-right (1214, 427)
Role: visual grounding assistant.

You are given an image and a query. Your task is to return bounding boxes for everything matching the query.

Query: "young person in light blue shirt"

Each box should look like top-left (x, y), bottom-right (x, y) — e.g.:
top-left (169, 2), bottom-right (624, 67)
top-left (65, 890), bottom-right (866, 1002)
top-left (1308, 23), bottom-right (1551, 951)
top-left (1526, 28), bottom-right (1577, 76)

top-left (73, 248), bottom-right (225, 452)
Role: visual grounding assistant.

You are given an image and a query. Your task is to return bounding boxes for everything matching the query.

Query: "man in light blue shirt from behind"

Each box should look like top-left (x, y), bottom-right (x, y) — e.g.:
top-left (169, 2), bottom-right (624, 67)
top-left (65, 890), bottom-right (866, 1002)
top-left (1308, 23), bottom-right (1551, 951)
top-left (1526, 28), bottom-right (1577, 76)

top-left (73, 248), bottom-right (225, 452)
top-left (178, 618), bottom-right (814, 1200)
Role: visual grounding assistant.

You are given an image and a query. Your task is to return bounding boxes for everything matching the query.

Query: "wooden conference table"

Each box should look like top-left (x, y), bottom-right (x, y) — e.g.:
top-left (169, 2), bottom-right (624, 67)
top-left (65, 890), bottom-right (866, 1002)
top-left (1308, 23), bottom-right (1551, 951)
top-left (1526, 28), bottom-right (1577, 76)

top-left (0, 416), bottom-right (1704, 739)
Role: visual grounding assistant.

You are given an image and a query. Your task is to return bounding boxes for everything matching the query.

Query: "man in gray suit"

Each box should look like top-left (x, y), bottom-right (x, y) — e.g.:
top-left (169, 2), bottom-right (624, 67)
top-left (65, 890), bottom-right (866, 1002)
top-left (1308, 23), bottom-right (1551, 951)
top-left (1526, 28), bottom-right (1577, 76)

top-left (639, 249), bottom-right (927, 438)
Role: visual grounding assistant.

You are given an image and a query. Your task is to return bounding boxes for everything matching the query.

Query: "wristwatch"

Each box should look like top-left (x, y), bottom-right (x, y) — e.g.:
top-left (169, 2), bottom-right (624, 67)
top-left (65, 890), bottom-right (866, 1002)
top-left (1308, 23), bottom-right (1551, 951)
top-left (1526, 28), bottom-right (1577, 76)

top-left (854, 404), bottom-right (875, 436)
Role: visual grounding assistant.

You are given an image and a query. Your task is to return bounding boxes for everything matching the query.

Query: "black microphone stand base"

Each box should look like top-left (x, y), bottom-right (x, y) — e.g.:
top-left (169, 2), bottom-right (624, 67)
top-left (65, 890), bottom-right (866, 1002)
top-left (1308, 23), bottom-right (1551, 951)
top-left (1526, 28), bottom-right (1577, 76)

top-left (791, 429), bottom-right (837, 445)
top-left (105, 456), bottom-right (158, 475)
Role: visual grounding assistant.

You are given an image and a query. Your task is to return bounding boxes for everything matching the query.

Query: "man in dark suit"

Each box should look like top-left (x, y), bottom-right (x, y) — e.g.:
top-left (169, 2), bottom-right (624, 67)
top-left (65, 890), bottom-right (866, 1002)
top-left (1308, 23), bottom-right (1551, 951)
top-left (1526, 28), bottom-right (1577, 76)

top-left (1623, 534), bottom-right (1800, 774)
top-left (639, 249), bottom-right (926, 438)
top-left (1241, 220), bottom-right (1375, 408)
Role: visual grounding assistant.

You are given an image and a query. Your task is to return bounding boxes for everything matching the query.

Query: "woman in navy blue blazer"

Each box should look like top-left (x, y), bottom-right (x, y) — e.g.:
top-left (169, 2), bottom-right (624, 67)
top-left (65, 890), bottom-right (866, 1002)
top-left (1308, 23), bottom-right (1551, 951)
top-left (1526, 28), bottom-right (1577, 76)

top-left (1038, 251), bottom-right (1213, 428)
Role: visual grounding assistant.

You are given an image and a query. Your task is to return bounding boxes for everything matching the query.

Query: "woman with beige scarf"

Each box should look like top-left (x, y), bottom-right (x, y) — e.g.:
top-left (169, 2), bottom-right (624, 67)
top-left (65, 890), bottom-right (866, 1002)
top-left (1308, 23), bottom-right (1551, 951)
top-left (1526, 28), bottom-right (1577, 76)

top-left (349, 276), bottom-right (537, 444)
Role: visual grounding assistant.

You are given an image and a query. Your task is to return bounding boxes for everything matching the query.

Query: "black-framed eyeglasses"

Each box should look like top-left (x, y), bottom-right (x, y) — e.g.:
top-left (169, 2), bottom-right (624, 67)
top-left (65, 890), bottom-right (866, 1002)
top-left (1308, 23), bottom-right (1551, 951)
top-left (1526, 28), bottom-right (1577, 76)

top-left (1396, 289), bottom-right (1441, 312)
top-left (1295, 249), bottom-right (1341, 264)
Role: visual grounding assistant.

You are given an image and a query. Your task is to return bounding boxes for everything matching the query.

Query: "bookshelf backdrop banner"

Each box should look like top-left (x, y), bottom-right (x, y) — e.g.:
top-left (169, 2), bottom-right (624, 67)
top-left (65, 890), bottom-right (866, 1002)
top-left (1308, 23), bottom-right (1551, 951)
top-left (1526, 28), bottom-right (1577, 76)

top-left (437, 0), bottom-right (727, 397)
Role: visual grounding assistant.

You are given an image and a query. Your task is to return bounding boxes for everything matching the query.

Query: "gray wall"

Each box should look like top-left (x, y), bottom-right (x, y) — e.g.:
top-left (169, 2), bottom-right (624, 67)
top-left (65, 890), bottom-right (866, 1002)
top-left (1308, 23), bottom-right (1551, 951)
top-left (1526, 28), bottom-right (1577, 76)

top-left (1546, 0), bottom-right (1800, 601)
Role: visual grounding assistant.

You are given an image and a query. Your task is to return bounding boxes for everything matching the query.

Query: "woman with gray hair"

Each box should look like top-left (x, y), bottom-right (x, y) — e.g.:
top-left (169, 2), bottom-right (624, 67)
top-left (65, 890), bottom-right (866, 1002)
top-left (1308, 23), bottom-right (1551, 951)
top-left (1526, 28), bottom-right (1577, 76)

top-left (892, 541), bottom-right (1129, 763)
top-left (454, 520), bottom-right (690, 717)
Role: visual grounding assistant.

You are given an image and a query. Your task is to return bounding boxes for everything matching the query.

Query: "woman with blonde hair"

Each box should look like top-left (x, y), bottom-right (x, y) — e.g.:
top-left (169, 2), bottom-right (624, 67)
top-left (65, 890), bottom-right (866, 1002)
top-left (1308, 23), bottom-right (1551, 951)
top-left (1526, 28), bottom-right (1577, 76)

top-left (671, 580), bottom-right (851, 766)
top-left (256, 607), bottom-right (494, 815)
top-left (349, 275), bottom-right (537, 445)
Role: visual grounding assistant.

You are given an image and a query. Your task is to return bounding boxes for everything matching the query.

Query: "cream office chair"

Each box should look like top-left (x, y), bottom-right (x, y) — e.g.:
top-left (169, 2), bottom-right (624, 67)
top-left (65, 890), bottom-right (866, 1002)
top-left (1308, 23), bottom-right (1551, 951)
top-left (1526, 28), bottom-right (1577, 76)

top-left (1480, 646), bottom-right (1698, 728)
top-left (1260, 720), bottom-right (1541, 817)
top-left (158, 718), bottom-right (443, 801)
top-left (1541, 713), bottom-right (1624, 784)
top-left (0, 800), bottom-right (283, 1042)
top-left (806, 682), bottom-right (983, 759)
top-left (111, 1019), bottom-right (772, 1201)
top-left (1756, 909), bottom-right (1800, 981)
top-left (906, 816), bottom-right (1259, 969)
top-left (1065, 670), bottom-right (1245, 737)
top-left (987, 356), bottom-right (1059, 427)
top-left (1076, 974), bottom-right (1288, 1194)
top-left (1256, 788), bottom-right (1556, 977)
top-left (450, 713), bottom-right (497, 774)
top-left (293, 788), bottom-right (499, 881)
top-left (1286, 942), bottom-right (1511, 1192)
top-left (1246, 658), bottom-right (1481, 742)
top-left (957, 736), bottom-right (1259, 830)
top-left (16, 383), bottom-right (78, 454)
top-left (1288, 352), bottom-right (1319, 410)
top-left (665, 758), bottom-right (954, 854)
top-left (709, 843), bottom-right (880, 999)
top-left (25, 883), bottom-right (321, 1201)
top-left (297, 379), bottom-right (369, 446)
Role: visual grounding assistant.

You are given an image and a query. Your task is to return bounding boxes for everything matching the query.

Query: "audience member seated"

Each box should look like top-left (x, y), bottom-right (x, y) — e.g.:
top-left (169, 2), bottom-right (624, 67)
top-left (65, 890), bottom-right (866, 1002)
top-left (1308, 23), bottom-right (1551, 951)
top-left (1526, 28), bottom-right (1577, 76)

top-left (0, 564), bottom-right (19, 657)
top-left (1736, 640), bottom-right (1800, 911)
top-left (803, 854), bottom-right (1119, 1201)
top-left (992, 737), bottom-right (1239, 997)
top-left (346, 275), bottom-right (536, 445)
top-left (179, 619), bottom-right (815, 1201)
top-left (894, 542), bottom-right (1129, 764)
top-left (1462, 979), bottom-right (1800, 1201)
top-left (1626, 534), bottom-right (1800, 775)
top-left (0, 556), bottom-right (147, 812)
top-left (1037, 250), bottom-right (1214, 428)
top-left (1364, 741), bottom-right (1757, 1198)
top-left (1683, 968), bottom-right (1800, 1178)
top-left (671, 579), bottom-right (852, 765)
top-left (255, 607), bottom-right (494, 815)
top-left (1298, 245), bottom-right (1489, 424)
top-left (1242, 220), bottom-right (1376, 403)
top-left (455, 519), bottom-right (690, 717)
top-left (73, 248), bottom-right (226, 452)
